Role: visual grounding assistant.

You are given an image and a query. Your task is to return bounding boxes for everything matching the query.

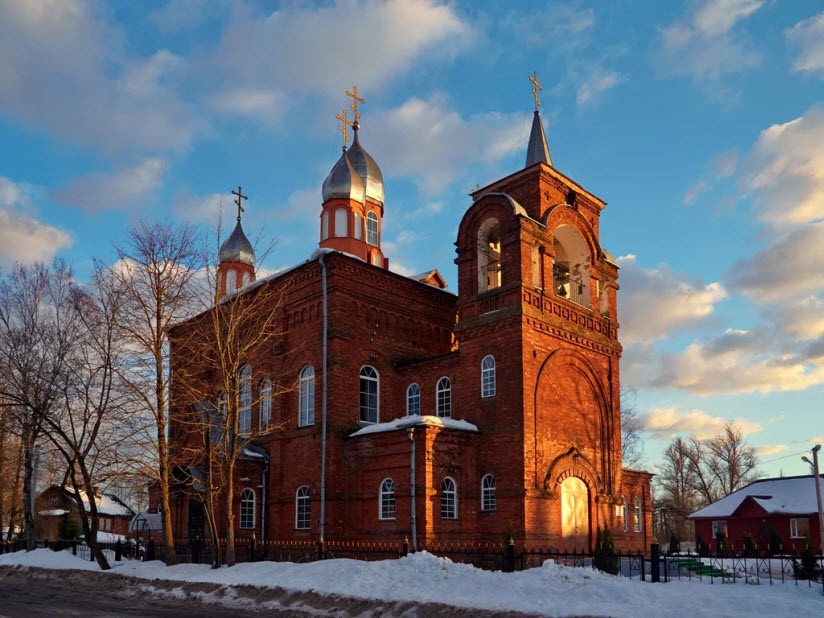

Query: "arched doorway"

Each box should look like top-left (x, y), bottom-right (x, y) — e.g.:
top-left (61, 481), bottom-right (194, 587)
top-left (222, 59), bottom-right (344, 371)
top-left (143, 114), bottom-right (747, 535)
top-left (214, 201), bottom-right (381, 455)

top-left (560, 476), bottom-right (590, 551)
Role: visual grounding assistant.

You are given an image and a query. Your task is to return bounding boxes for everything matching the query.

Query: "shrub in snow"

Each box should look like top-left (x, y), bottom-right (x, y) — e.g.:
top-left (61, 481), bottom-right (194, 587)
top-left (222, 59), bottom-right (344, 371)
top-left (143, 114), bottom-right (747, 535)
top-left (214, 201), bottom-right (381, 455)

top-left (792, 542), bottom-right (823, 582)
top-left (593, 526), bottom-right (619, 575)
top-left (742, 532), bottom-right (757, 557)
top-left (668, 532), bottom-right (680, 555)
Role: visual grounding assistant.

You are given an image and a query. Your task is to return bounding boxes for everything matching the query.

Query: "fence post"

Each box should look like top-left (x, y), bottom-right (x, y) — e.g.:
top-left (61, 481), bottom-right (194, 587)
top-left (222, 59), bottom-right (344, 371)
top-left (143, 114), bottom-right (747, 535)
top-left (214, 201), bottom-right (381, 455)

top-left (650, 543), bottom-right (660, 583)
top-left (115, 540), bottom-right (122, 562)
top-left (72, 541), bottom-right (77, 556)
top-left (504, 537), bottom-right (515, 573)
top-left (316, 538), bottom-right (325, 561)
top-left (146, 538), bottom-right (155, 562)
top-left (401, 536), bottom-right (409, 558)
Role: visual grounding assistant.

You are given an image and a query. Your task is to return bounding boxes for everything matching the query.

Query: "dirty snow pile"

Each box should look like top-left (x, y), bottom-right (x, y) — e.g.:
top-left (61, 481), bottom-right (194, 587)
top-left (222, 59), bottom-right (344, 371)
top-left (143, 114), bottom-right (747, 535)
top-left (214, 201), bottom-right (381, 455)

top-left (2, 549), bottom-right (823, 617)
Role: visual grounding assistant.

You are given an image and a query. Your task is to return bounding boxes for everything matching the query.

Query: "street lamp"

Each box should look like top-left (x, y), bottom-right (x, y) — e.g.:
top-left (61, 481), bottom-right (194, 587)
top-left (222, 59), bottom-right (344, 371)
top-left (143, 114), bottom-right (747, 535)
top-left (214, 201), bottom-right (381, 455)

top-left (801, 444), bottom-right (824, 555)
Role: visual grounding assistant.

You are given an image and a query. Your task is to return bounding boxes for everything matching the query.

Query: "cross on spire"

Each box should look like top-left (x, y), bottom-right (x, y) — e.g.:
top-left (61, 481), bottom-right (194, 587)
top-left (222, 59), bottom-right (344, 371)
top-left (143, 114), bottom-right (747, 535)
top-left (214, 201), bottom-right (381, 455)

top-left (231, 185), bottom-right (248, 222)
top-left (345, 85), bottom-right (365, 122)
top-left (336, 108), bottom-right (353, 149)
top-left (529, 71), bottom-right (543, 111)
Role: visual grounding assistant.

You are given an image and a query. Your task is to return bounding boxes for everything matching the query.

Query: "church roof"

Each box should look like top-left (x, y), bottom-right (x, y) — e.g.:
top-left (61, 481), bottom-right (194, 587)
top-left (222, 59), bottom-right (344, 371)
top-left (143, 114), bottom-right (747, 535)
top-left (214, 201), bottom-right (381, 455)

top-left (525, 110), bottom-right (552, 168)
top-left (219, 220), bottom-right (255, 265)
top-left (347, 121), bottom-right (384, 205)
top-left (690, 475), bottom-right (824, 519)
top-left (322, 148), bottom-right (365, 202)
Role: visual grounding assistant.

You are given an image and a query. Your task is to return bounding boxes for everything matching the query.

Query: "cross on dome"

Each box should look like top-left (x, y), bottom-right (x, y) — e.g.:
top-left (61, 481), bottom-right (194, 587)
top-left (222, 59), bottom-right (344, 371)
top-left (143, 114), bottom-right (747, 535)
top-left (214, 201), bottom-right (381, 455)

top-left (346, 85), bottom-right (365, 122)
top-left (231, 185), bottom-right (248, 223)
top-left (336, 108), bottom-right (353, 149)
top-left (529, 71), bottom-right (543, 111)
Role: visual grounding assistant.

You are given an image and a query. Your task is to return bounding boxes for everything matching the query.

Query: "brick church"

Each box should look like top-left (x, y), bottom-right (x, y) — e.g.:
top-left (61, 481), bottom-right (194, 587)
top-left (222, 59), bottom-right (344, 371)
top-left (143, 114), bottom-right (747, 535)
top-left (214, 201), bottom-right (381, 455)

top-left (165, 81), bottom-right (653, 553)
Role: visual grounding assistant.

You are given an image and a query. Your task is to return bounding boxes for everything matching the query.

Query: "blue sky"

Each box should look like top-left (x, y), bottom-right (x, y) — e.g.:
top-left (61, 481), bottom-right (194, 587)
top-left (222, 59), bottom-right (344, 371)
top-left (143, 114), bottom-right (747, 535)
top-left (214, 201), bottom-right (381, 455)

top-left (1, 0), bottom-right (823, 477)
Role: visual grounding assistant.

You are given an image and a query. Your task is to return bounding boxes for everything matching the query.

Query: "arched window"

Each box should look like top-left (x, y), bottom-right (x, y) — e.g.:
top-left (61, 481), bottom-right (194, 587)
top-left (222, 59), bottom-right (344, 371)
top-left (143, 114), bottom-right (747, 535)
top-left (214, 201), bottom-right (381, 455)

top-left (321, 211), bottom-right (329, 240)
top-left (441, 477), bottom-right (457, 519)
top-left (299, 365), bottom-right (315, 427)
top-left (436, 377), bottom-right (451, 418)
top-left (622, 495), bottom-right (628, 532)
top-left (226, 269), bottom-right (237, 293)
top-left (242, 271), bottom-right (251, 286)
top-left (334, 208), bottom-right (347, 237)
top-left (634, 496), bottom-right (642, 532)
top-left (295, 486), bottom-right (311, 529)
top-left (218, 392), bottom-right (227, 417)
top-left (531, 244), bottom-right (542, 288)
top-left (238, 364), bottom-right (252, 434)
top-left (481, 474), bottom-right (496, 511)
top-left (379, 478), bottom-right (396, 520)
top-left (354, 212), bottom-right (362, 240)
top-left (240, 489), bottom-right (255, 529)
top-left (371, 252), bottom-right (382, 266)
top-left (481, 355), bottom-right (496, 398)
top-left (366, 212), bottom-right (379, 246)
top-left (259, 378), bottom-right (272, 430)
top-left (406, 383), bottom-right (420, 416)
top-left (477, 218), bottom-right (501, 292)
top-left (359, 366), bottom-right (379, 423)
top-left (552, 225), bottom-right (591, 308)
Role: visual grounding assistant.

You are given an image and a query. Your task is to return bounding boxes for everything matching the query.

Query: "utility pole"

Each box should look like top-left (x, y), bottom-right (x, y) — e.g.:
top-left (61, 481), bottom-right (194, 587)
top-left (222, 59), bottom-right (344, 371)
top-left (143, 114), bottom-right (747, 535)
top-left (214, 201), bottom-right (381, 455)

top-left (801, 444), bottom-right (824, 554)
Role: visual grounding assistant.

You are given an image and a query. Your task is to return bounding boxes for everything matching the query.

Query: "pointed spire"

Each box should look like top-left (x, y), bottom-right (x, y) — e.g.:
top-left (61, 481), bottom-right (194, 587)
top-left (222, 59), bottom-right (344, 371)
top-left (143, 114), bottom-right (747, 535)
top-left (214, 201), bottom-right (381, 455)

top-left (525, 71), bottom-right (552, 168)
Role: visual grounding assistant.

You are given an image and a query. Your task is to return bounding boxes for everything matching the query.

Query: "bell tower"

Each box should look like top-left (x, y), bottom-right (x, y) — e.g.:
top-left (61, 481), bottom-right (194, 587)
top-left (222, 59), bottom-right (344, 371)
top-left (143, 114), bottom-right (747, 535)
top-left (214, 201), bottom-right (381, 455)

top-left (216, 186), bottom-right (255, 301)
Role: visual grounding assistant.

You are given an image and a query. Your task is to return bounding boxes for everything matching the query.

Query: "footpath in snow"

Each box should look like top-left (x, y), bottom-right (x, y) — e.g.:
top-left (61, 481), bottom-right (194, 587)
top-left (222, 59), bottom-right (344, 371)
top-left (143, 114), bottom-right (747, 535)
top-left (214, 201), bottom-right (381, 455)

top-left (2, 548), bottom-right (823, 617)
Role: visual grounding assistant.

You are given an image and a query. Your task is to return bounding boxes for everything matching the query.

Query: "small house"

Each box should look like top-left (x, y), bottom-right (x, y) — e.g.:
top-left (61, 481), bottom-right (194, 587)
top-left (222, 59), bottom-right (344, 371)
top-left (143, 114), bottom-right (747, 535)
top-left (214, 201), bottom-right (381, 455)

top-left (35, 484), bottom-right (135, 542)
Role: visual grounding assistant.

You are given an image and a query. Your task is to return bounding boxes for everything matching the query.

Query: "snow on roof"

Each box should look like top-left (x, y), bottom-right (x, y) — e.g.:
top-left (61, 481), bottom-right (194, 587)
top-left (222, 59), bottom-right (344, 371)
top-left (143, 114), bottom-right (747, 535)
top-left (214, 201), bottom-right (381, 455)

top-left (130, 512), bottom-right (162, 532)
top-left (242, 446), bottom-right (266, 459)
top-left (690, 475), bottom-right (824, 519)
top-left (74, 489), bottom-right (134, 517)
top-left (350, 414), bottom-right (479, 437)
top-left (38, 509), bottom-right (69, 517)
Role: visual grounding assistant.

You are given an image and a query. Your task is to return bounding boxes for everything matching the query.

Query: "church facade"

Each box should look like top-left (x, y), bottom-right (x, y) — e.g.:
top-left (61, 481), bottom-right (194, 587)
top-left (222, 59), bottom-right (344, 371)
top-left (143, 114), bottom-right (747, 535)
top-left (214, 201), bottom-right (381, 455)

top-left (164, 86), bottom-right (653, 553)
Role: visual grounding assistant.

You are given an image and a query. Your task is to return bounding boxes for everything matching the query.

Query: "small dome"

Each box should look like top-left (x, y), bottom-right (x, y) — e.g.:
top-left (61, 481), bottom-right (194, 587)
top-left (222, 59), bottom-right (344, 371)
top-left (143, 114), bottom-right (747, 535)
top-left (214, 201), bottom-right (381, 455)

top-left (348, 122), bottom-right (384, 204)
top-left (322, 149), bottom-right (365, 202)
top-left (219, 221), bottom-right (254, 265)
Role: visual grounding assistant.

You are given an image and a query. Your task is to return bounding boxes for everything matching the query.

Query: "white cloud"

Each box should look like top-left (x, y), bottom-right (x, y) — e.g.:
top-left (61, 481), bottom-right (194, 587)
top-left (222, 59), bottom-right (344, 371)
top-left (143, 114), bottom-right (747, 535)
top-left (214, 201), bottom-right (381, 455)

top-left (576, 71), bottom-right (626, 106)
top-left (756, 444), bottom-right (788, 456)
top-left (682, 149), bottom-right (739, 204)
top-left (0, 177), bottom-right (72, 267)
top-left (149, 0), bottom-right (229, 33)
top-left (53, 159), bottom-right (167, 212)
top-left (209, 88), bottom-right (286, 124)
top-left (787, 11), bottom-right (824, 76)
top-left (655, 0), bottom-right (763, 80)
top-left (765, 297), bottom-right (824, 341)
top-left (640, 406), bottom-right (762, 439)
top-left (616, 255), bottom-right (726, 344)
top-left (173, 192), bottom-right (230, 223)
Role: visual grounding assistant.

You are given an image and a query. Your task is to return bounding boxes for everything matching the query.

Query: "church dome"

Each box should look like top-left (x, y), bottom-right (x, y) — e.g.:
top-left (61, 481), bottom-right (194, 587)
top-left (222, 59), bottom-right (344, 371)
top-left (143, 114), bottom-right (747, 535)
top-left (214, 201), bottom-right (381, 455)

top-left (219, 220), bottom-right (255, 265)
top-left (322, 149), bottom-right (365, 202)
top-left (347, 121), bottom-right (384, 204)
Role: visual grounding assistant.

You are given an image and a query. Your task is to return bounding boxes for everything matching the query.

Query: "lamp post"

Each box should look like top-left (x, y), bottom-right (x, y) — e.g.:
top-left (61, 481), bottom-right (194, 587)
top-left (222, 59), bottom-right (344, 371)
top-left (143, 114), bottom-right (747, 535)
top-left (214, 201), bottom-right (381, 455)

top-left (801, 444), bottom-right (824, 554)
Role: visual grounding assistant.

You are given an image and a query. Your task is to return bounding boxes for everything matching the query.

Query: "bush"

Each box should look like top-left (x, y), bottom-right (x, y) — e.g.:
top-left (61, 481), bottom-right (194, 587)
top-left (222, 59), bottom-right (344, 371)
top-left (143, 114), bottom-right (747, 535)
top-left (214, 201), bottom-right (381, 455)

top-left (792, 541), bottom-right (823, 582)
top-left (742, 532), bottom-right (757, 557)
top-left (696, 534), bottom-right (709, 556)
top-left (593, 526), bottom-right (620, 575)
top-left (767, 527), bottom-right (782, 556)
top-left (668, 532), bottom-right (681, 554)
top-left (715, 531), bottom-right (729, 556)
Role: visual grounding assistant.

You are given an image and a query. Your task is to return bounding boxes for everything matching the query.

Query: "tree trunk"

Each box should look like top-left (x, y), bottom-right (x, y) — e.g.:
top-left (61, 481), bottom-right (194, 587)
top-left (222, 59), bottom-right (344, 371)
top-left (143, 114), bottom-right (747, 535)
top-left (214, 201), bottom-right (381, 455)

top-left (156, 405), bottom-right (177, 566)
top-left (22, 431), bottom-right (35, 551)
top-left (225, 459), bottom-right (235, 567)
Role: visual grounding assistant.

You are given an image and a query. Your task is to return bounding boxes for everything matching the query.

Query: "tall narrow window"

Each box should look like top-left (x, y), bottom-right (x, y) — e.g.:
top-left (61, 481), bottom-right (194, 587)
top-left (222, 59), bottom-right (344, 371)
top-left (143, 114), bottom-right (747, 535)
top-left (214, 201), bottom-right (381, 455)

top-left (259, 378), bottom-right (272, 430)
top-left (481, 355), bottom-right (496, 398)
top-left (406, 383), bottom-right (420, 416)
top-left (441, 477), bottom-right (457, 519)
top-left (334, 208), bottom-right (347, 237)
top-left (321, 211), bottom-right (329, 240)
top-left (366, 212), bottom-right (379, 246)
top-left (622, 495), bottom-right (628, 532)
top-left (379, 478), bottom-right (396, 520)
top-left (532, 244), bottom-right (542, 288)
top-left (477, 218), bottom-right (501, 292)
top-left (240, 489), bottom-right (255, 529)
top-left (634, 496), bottom-right (642, 532)
top-left (436, 377), bottom-right (451, 418)
top-left (481, 474), bottom-right (496, 511)
top-left (359, 366), bottom-right (379, 423)
top-left (226, 269), bottom-right (237, 293)
top-left (238, 364), bottom-right (252, 434)
top-left (299, 365), bottom-right (315, 426)
top-left (295, 486), bottom-right (311, 530)
top-left (354, 212), bottom-right (362, 240)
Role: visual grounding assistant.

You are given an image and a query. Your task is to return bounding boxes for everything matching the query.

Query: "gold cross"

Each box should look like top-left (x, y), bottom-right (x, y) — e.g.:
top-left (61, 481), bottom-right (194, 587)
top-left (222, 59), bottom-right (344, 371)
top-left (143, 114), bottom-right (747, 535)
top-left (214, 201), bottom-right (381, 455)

top-left (336, 108), bottom-right (353, 148)
top-left (529, 71), bottom-right (542, 111)
top-left (345, 85), bottom-right (365, 121)
top-left (231, 185), bottom-right (247, 222)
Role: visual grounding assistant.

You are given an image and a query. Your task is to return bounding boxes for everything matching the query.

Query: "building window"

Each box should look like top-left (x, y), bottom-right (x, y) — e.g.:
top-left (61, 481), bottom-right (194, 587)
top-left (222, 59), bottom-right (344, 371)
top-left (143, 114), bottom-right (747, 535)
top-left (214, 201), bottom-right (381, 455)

top-left (359, 366), bottom-right (379, 423)
top-left (481, 355), bottom-right (496, 398)
top-left (366, 212), bottom-right (379, 246)
top-left (436, 377), bottom-right (451, 418)
top-left (218, 391), bottom-right (227, 418)
top-left (481, 474), bottom-right (496, 511)
top-left (790, 517), bottom-right (810, 539)
top-left (406, 383), bottom-right (420, 416)
top-left (240, 488), bottom-right (255, 529)
top-left (531, 244), bottom-right (542, 288)
top-left (259, 378), bottom-right (272, 430)
top-left (477, 218), bottom-right (501, 292)
top-left (226, 269), bottom-right (237, 293)
top-left (622, 496), bottom-right (628, 532)
top-left (334, 208), bottom-right (347, 237)
top-left (299, 365), bottom-right (315, 426)
top-left (441, 477), bottom-right (457, 519)
top-left (238, 364), bottom-right (252, 434)
top-left (712, 520), bottom-right (728, 539)
top-left (634, 496), bottom-right (642, 532)
top-left (50, 496), bottom-right (58, 506)
top-left (379, 478), bottom-right (396, 520)
top-left (321, 211), bottom-right (329, 240)
top-left (242, 271), bottom-right (251, 286)
top-left (295, 486), bottom-right (311, 530)
top-left (354, 212), bottom-right (362, 240)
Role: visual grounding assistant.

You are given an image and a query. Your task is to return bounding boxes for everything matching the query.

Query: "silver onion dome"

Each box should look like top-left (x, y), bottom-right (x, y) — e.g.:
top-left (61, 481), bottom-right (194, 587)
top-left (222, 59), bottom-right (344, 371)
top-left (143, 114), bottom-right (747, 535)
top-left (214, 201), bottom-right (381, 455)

top-left (322, 148), bottom-right (365, 202)
top-left (218, 220), bottom-right (255, 265)
top-left (347, 121), bottom-right (384, 204)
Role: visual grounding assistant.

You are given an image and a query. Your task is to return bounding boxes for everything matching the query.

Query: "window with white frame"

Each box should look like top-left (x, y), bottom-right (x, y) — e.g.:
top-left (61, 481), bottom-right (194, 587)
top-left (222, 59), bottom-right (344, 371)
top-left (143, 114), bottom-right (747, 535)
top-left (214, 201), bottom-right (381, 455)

top-left (354, 212), bottom-right (362, 240)
top-left (406, 383), bottom-right (420, 416)
top-left (379, 478), bottom-right (396, 520)
top-left (359, 366), bottom-right (379, 423)
top-left (436, 377), bottom-right (451, 418)
top-left (366, 212), bottom-right (379, 246)
top-left (622, 496), bottom-right (628, 532)
top-left (334, 208), bottom-right (347, 237)
top-left (240, 488), bottom-right (255, 529)
top-left (481, 474), bottom-right (496, 511)
top-left (299, 365), bottom-right (315, 426)
top-left (634, 496), bottom-right (642, 532)
top-left (259, 378), bottom-right (272, 430)
top-left (712, 520), bottom-right (727, 539)
top-left (481, 355), bottom-right (496, 398)
top-left (790, 517), bottom-right (810, 539)
top-left (226, 269), bottom-right (237, 293)
top-left (441, 477), bottom-right (457, 519)
top-left (238, 364), bottom-right (252, 434)
top-left (295, 486), bottom-right (311, 530)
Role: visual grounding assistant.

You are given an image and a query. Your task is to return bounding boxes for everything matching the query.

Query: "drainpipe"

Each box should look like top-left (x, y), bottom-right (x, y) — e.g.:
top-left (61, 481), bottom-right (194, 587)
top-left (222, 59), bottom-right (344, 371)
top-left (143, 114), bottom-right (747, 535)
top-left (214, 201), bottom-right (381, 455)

top-left (260, 456), bottom-right (269, 545)
top-left (407, 427), bottom-right (417, 550)
top-left (318, 254), bottom-right (329, 542)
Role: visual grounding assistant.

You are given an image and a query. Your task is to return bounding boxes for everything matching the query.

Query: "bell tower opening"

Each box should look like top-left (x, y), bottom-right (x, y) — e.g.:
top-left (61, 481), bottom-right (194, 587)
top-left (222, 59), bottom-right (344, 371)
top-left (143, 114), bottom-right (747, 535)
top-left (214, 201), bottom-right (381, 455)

top-left (552, 225), bottom-right (590, 308)
top-left (477, 217), bottom-right (501, 292)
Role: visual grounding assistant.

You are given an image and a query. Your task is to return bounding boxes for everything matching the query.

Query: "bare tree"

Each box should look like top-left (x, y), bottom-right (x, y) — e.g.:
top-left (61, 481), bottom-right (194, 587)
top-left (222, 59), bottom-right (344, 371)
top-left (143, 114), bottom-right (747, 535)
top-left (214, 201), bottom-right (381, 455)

top-left (703, 422), bottom-right (760, 497)
top-left (620, 387), bottom-right (644, 468)
top-left (0, 411), bottom-right (25, 541)
top-left (109, 219), bottom-right (203, 566)
top-left (654, 437), bottom-right (700, 542)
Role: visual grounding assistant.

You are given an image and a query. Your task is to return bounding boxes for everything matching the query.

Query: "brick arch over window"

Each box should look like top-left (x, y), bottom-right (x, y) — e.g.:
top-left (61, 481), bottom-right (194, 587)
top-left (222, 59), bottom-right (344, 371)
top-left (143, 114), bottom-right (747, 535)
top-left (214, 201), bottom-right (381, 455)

top-left (532, 348), bottom-right (614, 496)
top-left (543, 446), bottom-right (600, 495)
top-left (541, 203), bottom-right (600, 266)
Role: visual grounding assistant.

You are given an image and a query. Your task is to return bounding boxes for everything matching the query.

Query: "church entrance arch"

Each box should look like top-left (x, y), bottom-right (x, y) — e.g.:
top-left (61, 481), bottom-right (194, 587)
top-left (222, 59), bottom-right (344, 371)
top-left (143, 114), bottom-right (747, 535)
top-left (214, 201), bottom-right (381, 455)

top-left (560, 476), bottom-right (590, 551)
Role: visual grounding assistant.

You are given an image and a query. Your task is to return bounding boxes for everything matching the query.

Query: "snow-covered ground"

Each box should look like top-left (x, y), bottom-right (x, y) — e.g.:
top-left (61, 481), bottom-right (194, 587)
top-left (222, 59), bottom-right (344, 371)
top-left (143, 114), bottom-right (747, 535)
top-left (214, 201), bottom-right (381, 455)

top-left (1, 548), bottom-right (823, 617)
